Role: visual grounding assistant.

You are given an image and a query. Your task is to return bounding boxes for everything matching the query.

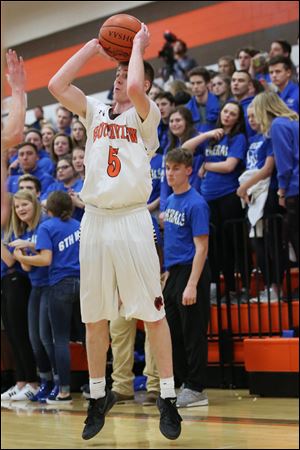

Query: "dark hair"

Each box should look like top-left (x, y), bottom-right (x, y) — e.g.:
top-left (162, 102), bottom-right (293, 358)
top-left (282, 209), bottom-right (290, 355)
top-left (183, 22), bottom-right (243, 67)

top-left (188, 66), bottom-right (210, 84)
top-left (165, 147), bottom-right (193, 167)
top-left (46, 191), bottom-right (73, 221)
top-left (120, 61), bottom-right (155, 93)
top-left (168, 106), bottom-right (196, 151)
top-left (50, 132), bottom-right (73, 163)
top-left (17, 142), bottom-right (39, 154)
top-left (232, 70), bottom-right (252, 81)
top-left (237, 47), bottom-right (259, 58)
top-left (18, 174), bottom-right (42, 193)
top-left (268, 55), bottom-right (293, 71)
top-left (211, 100), bottom-right (246, 145)
top-left (249, 78), bottom-right (265, 95)
top-left (25, 128), bottom-right (43, 139)
top-left (272, 40), bottom-right (292, 56)
top-left (154, 91), bottom-right (175, 104)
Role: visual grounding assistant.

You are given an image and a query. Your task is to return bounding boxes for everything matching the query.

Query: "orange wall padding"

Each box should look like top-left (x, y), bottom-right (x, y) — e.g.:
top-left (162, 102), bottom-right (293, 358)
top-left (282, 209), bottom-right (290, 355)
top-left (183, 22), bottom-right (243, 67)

top-left (244, 338), bottom-right (299, 372)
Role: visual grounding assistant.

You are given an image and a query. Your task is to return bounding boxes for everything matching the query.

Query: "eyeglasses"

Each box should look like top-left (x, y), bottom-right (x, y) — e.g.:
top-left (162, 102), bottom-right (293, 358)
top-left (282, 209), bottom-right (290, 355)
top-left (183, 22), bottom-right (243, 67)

top-left (57, 165), bottom-right (71, 171)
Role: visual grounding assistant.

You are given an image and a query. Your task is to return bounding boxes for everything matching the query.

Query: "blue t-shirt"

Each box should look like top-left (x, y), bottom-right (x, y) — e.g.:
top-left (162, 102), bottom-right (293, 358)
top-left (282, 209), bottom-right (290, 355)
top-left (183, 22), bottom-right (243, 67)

top-left (270, 117), bottom-right (299, 198)
top-left (148, 153), bottom-right (163, 204)
top-left (19, 220), bottom-right (49, 287)
top-left (200, 133), bottom-right (247, 201)
top-left (7, 167), bottom-right (54, 195)
top-left (185, 93), bottom-right (220, 132)
top-left (279, 82), bottom-right (299, 114)
top-left (164, 187), bottom-right (210, 269)
top-left (35, 216), bottom-right (80, 286)
top-left (246, 133), bottom-right (277, 190)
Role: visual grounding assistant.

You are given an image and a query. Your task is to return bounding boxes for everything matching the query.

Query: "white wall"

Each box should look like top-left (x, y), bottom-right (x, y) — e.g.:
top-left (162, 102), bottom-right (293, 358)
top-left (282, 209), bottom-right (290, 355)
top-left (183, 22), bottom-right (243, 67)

top-left (2, 1), bottom-right (153, 47)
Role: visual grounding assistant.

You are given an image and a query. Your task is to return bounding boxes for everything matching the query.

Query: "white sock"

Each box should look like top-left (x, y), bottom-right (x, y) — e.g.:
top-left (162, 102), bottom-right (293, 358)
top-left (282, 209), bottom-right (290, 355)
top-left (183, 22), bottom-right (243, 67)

top-left (89, 377), bottom-right (106, 400)
top-left (160, 377), bottom-right (176, 399)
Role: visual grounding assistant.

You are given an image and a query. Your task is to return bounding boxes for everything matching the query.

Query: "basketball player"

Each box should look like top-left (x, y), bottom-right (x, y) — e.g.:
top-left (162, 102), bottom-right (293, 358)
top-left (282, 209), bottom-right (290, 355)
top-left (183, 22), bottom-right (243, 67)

top-left (48, 23), bottom-right (182, 441)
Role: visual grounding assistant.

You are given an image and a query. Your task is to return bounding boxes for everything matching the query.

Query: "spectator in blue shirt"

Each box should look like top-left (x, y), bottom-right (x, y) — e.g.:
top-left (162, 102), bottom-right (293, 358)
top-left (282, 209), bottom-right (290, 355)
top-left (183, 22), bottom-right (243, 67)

top-left (185, 101), bottom-right (250, 303)
top-left (186, 66), bottom-right (220, 133)
top-left (9, 190), bottom-right (56, 402)
top-left (237, 104), bottom-right (285, 302)
top-left (155, 92), bottom-right (175, 155)
top-left (253, 91), bottom-right (299, 265)
top-left (268, 56), bottom-right (299, 113)
top-left (231, 70), bottom-right (256, 140)
top-left (162, 147), bottom-right (210, 408)
top-left (13, 190), bottom-right (83, 404)
top-left (159, 106), bottom-right (204, 220)
top-left (7, 143), bottom-right (55, 196)
top-left (41, 155), bottom-right (84, 221)
top-left (1, 194), bottom-right (39, 402)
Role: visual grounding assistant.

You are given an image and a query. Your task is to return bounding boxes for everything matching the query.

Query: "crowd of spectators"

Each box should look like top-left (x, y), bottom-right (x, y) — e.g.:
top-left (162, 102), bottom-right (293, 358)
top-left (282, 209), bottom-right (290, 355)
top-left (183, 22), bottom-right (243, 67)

top-left (1, 36), bottom-right (299, 405)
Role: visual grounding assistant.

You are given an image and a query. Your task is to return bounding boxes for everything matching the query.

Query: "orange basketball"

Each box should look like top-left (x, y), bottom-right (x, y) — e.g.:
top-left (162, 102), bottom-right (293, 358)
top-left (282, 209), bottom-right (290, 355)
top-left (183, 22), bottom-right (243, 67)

top-left (99, 14), bottom-right (142, 62)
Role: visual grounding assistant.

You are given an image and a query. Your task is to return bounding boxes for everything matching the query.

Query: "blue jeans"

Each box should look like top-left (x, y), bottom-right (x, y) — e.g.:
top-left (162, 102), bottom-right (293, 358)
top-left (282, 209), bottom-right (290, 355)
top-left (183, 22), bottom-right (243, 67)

top-left (28, 286), bottom-right (53, 377)
top-left (47, 277), bottom-right (81, 390)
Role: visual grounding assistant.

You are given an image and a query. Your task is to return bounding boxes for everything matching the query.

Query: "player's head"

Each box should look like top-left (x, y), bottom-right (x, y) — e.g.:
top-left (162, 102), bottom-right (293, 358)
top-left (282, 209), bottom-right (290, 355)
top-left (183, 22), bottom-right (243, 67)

top-left (114, 61), bottom-right (155, 102)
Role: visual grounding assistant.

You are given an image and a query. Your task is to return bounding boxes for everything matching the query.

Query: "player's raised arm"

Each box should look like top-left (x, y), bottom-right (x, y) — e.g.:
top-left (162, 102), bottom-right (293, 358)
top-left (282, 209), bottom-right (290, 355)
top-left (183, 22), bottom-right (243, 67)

top-left (2, 50), bottom-right (26, 150)
top-left (127, 23), bottom-right (151, 120)
top-left (48, 39), bottom-right (114, 119)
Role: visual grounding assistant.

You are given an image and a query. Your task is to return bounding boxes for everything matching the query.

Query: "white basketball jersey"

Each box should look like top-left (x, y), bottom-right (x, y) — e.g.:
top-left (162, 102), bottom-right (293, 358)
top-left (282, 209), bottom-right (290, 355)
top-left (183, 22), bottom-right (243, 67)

top-left (80, 96), bottom-right (161, 209)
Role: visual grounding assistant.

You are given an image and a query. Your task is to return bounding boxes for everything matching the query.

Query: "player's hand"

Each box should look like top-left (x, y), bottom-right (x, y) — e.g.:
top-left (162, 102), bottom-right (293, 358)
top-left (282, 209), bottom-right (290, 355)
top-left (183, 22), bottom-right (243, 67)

top-left (133, 23), bottom-right (150, 53)
top-left (182, 285), bottom-right (197, 306)
top-left (87, 39), bottom-right (118, 63)
top-left (6, 49), bottom-right (26, 92)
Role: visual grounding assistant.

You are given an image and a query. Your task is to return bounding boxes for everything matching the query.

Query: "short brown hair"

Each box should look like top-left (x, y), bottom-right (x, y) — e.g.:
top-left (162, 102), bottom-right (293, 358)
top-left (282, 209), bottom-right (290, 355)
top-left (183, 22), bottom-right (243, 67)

top-left (165, 147), bottom-right (193, 167)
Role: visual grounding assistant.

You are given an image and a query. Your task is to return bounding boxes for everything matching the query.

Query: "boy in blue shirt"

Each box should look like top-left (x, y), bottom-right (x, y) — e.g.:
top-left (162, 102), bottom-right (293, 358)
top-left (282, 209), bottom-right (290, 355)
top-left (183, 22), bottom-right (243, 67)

top-left (162, 147), bottom-right (211, 408)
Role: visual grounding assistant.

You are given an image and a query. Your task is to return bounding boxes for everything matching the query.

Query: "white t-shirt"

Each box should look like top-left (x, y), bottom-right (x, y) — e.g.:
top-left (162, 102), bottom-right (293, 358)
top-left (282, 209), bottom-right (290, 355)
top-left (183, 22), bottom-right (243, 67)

top-left (80, 97), bottom-right (161, 209)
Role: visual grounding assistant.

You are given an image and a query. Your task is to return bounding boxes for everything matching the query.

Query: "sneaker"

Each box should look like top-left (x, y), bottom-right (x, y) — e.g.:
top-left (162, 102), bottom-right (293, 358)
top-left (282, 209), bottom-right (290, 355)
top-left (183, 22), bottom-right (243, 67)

top-left (1, 385), bottom-right (22, 401)
top-left (46, 394), bottom-right (72, 405)
top-left (80, 383), bottom-right (90, 399)
top-left (142, 390), bottom-right (159, 406)
top-left (250, 288), bottom-right (280, 303)
top-left (30, 381), bottom-right (54, 402)
top-left (82, 389), bottom-right (116, 440)
top-left (156, 396), bottom-right (182, 440)
top-left (10, 384), bottom-right (39, 401)
top-left (111, 391), bottom-right (134, 404)
top-left (45, 384), bottom-right (59, 402)
top-left (176, 388), bottom-right (208, 408)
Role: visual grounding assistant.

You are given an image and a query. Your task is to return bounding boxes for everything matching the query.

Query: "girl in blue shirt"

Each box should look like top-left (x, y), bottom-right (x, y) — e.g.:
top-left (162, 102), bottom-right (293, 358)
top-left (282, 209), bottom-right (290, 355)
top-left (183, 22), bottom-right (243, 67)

top-left (9, 190), bottom-right (56, 401)
top-left (237, 104), bottom-right (286, 302)
top-left (1, 193), bottom-right (39, 401)
top-left (184, 101), bottom-right (250, 302)
top-left (159, 106), bottom-right (204, 221)
top-left (14, 190), bottom-right (83, 404)
top-left (252, 91), bottom-right (299, 265)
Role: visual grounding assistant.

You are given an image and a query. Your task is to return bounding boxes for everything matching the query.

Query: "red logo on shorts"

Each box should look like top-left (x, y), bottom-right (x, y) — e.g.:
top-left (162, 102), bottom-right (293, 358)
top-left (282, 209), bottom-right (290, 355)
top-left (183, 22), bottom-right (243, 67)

top-left (154, 296), bottom-right (163, 311)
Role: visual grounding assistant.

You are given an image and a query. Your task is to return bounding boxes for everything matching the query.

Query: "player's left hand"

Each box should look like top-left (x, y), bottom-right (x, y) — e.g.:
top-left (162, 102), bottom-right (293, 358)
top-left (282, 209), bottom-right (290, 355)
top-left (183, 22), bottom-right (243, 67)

top-left (133, 23), bottom-right (150, 52)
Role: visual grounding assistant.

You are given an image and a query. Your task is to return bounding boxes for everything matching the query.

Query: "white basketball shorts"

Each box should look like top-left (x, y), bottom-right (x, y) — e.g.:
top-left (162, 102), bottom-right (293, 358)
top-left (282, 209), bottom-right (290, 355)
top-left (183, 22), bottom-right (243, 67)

top-left (80, 204), bottom-right (165, 323)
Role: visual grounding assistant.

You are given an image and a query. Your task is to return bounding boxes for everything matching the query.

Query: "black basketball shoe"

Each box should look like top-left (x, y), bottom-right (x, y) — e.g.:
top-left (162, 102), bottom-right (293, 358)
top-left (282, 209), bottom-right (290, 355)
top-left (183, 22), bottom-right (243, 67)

top-left (82, 389), bottom-right (116, 440)
top-left (156, 396), bottom-right (182, 440)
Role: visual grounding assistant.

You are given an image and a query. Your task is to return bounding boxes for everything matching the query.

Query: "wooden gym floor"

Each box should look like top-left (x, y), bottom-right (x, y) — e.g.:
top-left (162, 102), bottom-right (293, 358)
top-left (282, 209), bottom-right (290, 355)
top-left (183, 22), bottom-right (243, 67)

top-left (1, 389), bottom-right (299, 449)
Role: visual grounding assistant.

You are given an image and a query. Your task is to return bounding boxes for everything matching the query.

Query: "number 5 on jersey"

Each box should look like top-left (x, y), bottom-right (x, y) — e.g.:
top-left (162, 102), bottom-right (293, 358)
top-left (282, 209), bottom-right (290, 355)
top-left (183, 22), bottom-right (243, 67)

top-left (107, 146), bottom-right (121, 177)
